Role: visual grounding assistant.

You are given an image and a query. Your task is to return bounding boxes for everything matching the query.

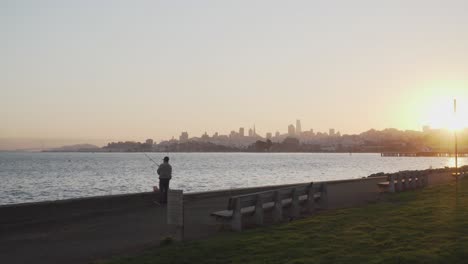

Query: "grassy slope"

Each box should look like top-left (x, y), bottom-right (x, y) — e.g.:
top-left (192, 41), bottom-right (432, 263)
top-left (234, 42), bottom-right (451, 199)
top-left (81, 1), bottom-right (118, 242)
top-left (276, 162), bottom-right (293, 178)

top-left (103, 179), bottom-right (468, 264)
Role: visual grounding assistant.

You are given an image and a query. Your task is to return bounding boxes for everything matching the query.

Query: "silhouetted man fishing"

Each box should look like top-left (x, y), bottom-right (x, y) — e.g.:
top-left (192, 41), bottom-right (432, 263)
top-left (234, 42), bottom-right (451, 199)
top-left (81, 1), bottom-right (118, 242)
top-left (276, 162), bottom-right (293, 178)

top-left (157, 156), bottom-right (172, 204)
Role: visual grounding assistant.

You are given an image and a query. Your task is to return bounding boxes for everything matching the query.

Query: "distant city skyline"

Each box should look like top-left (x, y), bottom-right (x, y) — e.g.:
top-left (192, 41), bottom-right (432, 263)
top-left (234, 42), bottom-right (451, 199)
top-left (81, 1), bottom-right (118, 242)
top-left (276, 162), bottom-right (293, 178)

top-left (1, 117), bottom-right (345, 150)
top-left (3, 1), bottom-right (468, 148)
top-left (175, 119), bottom-right (337, 140)
top-left (2, 119), bottom-right (465, 151)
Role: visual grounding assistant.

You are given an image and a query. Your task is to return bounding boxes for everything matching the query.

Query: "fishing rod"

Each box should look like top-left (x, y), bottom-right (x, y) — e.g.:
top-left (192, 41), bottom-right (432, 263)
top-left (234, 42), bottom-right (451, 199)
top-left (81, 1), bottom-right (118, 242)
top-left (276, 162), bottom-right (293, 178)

top-left (143, 152), bottom-right (159, 166)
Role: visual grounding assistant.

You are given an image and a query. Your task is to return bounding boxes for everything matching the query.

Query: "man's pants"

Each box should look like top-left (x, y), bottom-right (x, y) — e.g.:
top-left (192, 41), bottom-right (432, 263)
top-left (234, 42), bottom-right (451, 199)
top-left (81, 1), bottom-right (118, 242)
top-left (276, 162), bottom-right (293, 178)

top-left (159, 179), bottom-right (170, 203)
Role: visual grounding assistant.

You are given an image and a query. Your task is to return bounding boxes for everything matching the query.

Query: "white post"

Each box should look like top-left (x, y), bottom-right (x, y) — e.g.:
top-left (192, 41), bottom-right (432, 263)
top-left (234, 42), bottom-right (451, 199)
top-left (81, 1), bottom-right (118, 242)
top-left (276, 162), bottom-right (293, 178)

top-left (306, 183), bottom-right (316, 213)
top-left (409, 173), bottom-right (413, 189)
top-left (403, 172), bottom-right (409, 191)
top-left (396, 173), bottom-right (403, 192)
top-left (254, 194), bottom-right (264, 226)
top-left (273, 191), bottom-right (283, 223)
top-left (388, 174), bottom-right (395, 193)
top-left (319, 183), bottom-right (328, 209)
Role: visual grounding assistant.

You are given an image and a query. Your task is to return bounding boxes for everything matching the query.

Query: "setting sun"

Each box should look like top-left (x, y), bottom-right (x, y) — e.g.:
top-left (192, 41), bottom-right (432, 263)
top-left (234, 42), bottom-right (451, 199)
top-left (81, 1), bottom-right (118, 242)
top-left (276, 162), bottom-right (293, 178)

top-left (447, 115), bottom-right (463, 131)
top-left (420, 94), bottom-right (468, 131)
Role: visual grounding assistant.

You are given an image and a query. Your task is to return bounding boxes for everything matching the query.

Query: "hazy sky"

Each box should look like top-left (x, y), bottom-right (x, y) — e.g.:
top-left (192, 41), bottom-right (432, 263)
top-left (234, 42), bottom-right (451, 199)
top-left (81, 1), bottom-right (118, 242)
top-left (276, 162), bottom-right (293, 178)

top-left (2, 0), bottom-right (468, 146)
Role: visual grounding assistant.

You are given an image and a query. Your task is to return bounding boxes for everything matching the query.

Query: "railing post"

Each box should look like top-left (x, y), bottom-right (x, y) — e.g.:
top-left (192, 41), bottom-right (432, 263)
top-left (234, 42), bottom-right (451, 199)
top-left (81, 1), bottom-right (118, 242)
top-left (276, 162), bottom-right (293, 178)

top-left (418, 171), bottom-right (426, 188)
top-left (388, 174), bottom-right (395, 193)
top-left (394, 173), bottom-right (398, 192)
top-left (291, 188), bottom-right (300, 219)
top-left (415, 172), bottom-right (420, 188)
top-left (306, 183), bottom-right (315, 214)
top-left (408, 172), bottom-right (412, 190)
top-left (414, 172), bottom-right (419, 188)
top-left (410, 172), bottom-right (414, 189)
top-left (231, 198), bottom-right (242, 231)
top-left (403, 172), bottom-right (409, 191)
top-left (273, 191), bottom-right (283, 223)
top-left (396, 173), bottom-right (403, 192)
top-left (319, 183), bottom-right (328, 209)
top-left (254, 194), bottom-right (264, 226)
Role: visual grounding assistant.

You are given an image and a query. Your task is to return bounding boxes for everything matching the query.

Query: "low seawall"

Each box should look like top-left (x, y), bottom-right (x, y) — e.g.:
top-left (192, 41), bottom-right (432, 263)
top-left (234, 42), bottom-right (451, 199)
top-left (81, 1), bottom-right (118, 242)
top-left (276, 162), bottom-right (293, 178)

top-left (0, 182), bottom-right (308, 231)
top-left (1, 167), bottom-right (462, 230)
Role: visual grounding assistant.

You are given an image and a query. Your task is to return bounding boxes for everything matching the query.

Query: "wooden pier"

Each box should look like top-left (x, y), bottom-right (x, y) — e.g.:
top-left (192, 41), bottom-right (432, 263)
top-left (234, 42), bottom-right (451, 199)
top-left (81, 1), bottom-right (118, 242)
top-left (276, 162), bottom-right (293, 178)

top-left (381, 152), bottom-right (468, 157)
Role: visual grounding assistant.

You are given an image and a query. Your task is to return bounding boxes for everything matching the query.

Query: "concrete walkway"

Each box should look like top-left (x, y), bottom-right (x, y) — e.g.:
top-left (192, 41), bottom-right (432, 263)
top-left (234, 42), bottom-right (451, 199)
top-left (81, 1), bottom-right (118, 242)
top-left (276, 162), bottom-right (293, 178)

top-left (0, 195), bottom-right (168, 264)
top-left (0, 184), bottom-right (304, 264)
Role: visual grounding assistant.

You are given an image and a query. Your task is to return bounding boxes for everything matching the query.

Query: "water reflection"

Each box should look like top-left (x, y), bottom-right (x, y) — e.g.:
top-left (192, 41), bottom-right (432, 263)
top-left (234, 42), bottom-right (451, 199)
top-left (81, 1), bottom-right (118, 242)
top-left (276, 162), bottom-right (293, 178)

top-left (1, 152), bottom-right (468, 205)
top-left (445, 157), bottom-right (468, 168)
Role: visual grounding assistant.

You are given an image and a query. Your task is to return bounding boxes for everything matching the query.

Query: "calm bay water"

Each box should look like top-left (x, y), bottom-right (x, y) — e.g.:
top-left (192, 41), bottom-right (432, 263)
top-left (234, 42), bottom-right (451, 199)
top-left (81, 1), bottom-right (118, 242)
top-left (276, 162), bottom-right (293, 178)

top-left (0, 152), bottom-right (466, 205)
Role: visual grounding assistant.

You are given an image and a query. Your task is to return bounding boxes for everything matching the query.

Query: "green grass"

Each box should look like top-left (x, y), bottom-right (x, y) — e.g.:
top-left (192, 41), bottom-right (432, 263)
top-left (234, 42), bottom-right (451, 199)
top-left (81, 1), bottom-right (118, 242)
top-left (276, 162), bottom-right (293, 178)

top-left (102, 179), bottom-right (468, 264)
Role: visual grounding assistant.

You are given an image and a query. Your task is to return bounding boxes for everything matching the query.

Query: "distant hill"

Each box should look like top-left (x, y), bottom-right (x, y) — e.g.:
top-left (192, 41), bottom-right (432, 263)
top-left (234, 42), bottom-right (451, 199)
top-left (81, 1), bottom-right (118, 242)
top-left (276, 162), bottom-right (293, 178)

top-left (44, 144), bottom-right (102, 152)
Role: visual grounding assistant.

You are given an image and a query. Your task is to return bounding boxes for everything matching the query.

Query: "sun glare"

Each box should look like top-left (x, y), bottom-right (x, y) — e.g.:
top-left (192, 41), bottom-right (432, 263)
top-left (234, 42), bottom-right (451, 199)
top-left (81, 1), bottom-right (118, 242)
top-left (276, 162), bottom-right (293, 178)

top-left (420, 94), bottom-right (467, 131)
top-left (447, 115), bottom-right (462, 131)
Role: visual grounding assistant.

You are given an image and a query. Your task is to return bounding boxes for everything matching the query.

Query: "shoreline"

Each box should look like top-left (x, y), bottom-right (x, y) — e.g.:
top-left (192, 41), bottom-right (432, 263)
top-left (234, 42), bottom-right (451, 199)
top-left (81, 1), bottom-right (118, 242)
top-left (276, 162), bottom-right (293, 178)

top-left (4, 150), bottom-right (468, 155)
top-left (1, 162), bottom-right (462, 207)
top-left (7, 150), bottom-right (384, 153)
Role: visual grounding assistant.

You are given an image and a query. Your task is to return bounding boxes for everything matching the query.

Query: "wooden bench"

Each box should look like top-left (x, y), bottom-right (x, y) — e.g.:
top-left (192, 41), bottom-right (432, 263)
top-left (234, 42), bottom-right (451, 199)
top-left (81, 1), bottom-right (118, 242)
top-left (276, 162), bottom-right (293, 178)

top-left (211, 182), bottom-right (327, 231)
top-left (378, 171), bottom-right (428, 192)
top-left (451, 170), bottom-right (468, 180)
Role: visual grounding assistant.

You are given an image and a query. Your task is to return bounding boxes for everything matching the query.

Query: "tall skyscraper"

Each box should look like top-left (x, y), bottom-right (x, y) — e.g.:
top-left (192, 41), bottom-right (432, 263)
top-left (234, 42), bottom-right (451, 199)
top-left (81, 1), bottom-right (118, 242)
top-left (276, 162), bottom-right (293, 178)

top-left (248, 128), bottom-right (254, 137)
top-left (239, 127), bottom-right (245, 137)
top-left (179, 132), bottom-right (189, 142)
top-left (329, 128), bottom-right (335, 136)
top-left (296, 119), bottom-right (302, 135)
top-left (288, 124), bottom-right (296, 136)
